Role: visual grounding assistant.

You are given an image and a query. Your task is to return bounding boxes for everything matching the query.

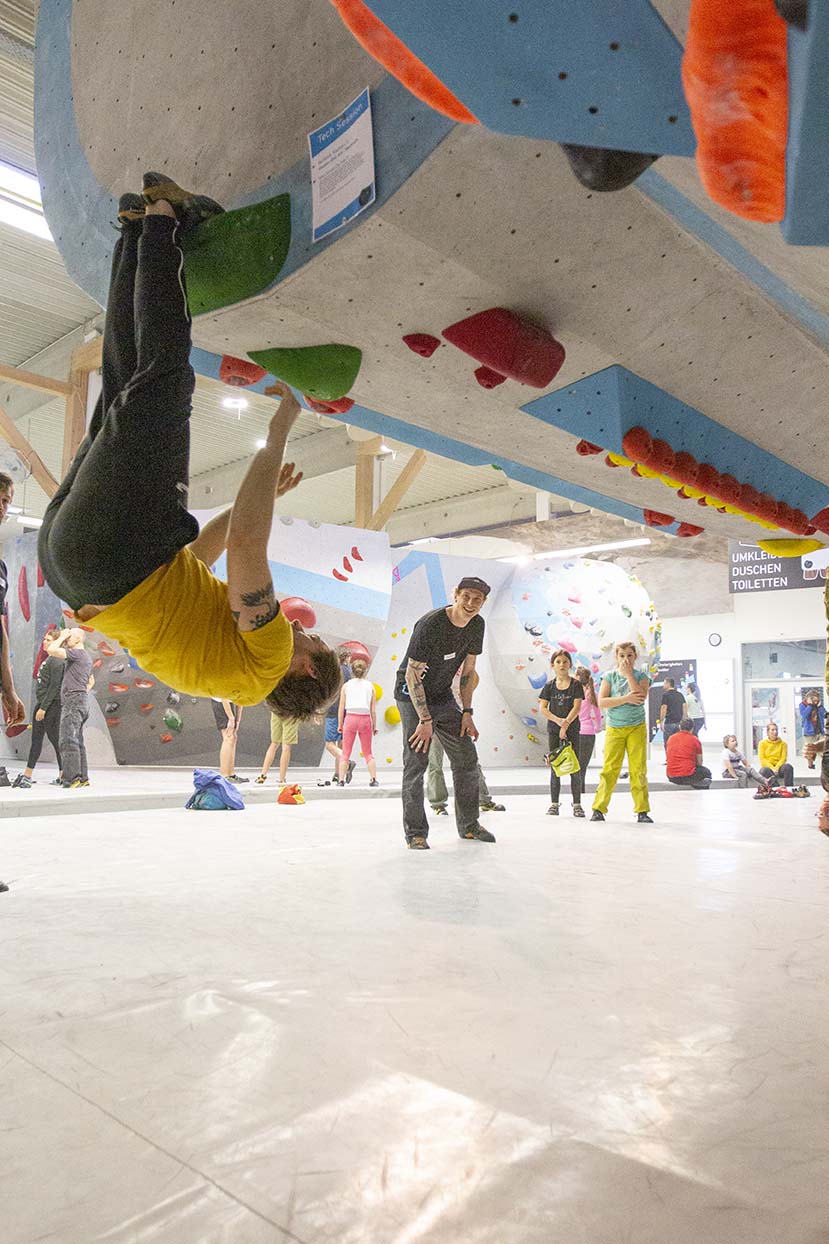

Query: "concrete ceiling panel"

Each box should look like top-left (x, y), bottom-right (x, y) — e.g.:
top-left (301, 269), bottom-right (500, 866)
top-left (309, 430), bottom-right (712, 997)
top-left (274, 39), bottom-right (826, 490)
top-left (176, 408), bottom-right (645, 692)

top-left (70, 0), bottom-right (385, 201)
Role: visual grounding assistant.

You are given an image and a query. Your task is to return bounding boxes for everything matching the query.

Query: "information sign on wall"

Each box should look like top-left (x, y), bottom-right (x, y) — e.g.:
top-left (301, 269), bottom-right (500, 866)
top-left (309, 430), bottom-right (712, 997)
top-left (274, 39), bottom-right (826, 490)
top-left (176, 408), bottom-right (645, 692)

top-left (728, 542), bottom-right (829, 594)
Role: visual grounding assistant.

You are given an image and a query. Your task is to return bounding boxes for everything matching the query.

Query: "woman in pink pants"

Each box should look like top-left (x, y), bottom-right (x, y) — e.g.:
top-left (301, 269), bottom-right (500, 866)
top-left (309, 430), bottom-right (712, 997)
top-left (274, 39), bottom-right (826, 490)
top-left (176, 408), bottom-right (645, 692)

top-left (336, 658), bottom-right (379, 787)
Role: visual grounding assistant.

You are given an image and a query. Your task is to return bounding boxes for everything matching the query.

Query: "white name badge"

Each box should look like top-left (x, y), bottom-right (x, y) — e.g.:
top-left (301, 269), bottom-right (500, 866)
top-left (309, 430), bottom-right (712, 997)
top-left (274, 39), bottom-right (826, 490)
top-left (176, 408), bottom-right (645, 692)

top-left (443, 652), bottom-right (456, 660)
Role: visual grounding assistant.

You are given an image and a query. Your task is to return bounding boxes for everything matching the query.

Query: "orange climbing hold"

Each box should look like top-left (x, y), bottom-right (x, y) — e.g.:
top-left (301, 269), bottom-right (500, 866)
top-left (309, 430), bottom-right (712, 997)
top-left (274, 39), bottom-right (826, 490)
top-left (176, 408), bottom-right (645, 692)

top-left (682, 0), bottom-right (788, 222)
top-left (330, 0), bottom-right (478, 124)
top-left (644, 510), bottom-right (675, 527)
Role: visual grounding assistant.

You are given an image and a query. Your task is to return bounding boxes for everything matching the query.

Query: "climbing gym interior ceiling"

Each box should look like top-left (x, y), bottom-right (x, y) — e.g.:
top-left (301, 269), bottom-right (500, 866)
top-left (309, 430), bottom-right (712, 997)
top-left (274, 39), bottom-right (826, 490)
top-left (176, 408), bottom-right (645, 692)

top-left (3, 1), bottom-right (828, 566)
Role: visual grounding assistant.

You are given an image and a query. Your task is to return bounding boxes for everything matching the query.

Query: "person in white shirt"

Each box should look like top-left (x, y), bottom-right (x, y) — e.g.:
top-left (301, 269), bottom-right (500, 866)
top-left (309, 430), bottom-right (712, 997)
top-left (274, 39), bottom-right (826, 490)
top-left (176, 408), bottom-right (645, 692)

top-left (684, 682), bottom-right (706, 736)
top-left (336, 658), bottom-right (379, 786)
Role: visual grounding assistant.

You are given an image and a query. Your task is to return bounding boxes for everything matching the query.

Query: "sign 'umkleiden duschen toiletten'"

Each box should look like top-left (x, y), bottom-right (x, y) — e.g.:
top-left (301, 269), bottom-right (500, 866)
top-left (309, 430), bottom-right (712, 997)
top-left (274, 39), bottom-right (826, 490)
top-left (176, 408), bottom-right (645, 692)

top-left (728, 542), bottom-right (829, 594)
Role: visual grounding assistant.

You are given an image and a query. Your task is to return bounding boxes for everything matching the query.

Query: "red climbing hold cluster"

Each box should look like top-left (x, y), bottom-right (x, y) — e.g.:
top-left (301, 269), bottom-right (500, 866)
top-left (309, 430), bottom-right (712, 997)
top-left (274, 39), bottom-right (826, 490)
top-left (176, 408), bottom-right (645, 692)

top-left (219, 355), bottom-right (267, 387)
top-left (576, 440), bottom-right (603, 456)
top-left (676, 522), bottom-right (705, 538)
top-left (442, 308), bottom-right (566, 389)
top-left (620, 426), bottom-right (810, 533)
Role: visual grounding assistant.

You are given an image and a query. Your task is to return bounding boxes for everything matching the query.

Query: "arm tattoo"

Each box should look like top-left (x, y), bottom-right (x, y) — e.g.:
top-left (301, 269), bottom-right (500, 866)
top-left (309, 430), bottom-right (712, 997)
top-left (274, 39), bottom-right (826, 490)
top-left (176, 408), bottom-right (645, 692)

top-left (240, 583), bottom-right (279, 630)
top-left (405, 659), bottom-right (431, 722)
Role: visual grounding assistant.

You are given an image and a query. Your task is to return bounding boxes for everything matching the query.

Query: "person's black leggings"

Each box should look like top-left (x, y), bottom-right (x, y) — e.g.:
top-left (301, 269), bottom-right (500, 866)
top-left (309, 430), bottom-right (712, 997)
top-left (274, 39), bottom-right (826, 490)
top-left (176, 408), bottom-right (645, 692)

top-left (577, 732), bottom-right (596, 776)
top-left (25, 700), bottom-right (62, 772)
top-left (38, 216), bottom-right (199, 610)
top-left (548, 723), bottom-right (582, 804)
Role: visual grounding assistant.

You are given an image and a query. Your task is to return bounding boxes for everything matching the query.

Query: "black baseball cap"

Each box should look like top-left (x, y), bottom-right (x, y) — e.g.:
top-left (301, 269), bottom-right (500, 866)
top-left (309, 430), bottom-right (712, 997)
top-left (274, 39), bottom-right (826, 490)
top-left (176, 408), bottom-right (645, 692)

top-left (456, 576), bottom-right (491, 597)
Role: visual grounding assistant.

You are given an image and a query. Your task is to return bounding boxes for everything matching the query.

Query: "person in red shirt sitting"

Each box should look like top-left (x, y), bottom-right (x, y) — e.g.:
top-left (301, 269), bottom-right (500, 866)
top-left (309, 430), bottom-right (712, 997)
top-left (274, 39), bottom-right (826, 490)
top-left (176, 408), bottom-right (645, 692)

top-left (666, 719), bottom-right (712, 789)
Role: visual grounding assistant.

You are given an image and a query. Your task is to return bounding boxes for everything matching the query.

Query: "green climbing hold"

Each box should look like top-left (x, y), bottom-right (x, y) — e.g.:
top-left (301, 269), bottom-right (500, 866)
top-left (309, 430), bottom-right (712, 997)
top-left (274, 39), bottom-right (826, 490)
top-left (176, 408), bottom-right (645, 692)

top-left (163, 708), bottom-right (183, 733)
top-left (249, 343), bottom-right (362, 401)
top-left (182, 194), bottom-right (291, 316)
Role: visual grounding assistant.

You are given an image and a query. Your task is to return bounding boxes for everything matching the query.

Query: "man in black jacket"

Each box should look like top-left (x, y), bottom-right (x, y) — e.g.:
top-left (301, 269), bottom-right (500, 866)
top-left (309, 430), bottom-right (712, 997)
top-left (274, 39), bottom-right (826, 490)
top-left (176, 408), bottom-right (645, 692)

top-left (13, 628), bottom-right (65, 788)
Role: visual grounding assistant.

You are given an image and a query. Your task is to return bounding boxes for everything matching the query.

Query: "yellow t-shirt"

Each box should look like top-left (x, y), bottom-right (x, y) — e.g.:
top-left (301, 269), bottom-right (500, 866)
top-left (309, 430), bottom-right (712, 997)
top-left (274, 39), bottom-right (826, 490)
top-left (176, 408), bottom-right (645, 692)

top-left (758, 737), bottom-right (787, 770)
top-left (88, 548), bottom-right (294, 705)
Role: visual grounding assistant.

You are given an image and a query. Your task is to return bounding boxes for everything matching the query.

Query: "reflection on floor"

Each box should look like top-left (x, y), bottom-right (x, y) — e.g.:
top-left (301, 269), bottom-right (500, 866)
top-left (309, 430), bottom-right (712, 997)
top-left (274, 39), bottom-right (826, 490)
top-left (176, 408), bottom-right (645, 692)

top-left (2, 791), bottom-right (827, 1243)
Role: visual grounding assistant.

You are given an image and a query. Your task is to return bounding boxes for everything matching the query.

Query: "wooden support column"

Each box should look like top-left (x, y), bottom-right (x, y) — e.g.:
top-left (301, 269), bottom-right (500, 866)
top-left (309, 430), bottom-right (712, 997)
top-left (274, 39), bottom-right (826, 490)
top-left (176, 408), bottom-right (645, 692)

top-left (0, 406), bottom-right (59, 499)
top-left (63, 336), bottom-right (102, 476)
top-left (366, 449), bottom-right (427, 531)
top-left (354, 436), bottom-right (382, 527)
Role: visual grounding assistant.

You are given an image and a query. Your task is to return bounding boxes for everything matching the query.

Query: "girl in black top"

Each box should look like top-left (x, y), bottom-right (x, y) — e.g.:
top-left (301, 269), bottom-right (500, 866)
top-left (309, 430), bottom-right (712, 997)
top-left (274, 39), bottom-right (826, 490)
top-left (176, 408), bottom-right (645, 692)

top-left (538, 649), bottom-right (584, 817)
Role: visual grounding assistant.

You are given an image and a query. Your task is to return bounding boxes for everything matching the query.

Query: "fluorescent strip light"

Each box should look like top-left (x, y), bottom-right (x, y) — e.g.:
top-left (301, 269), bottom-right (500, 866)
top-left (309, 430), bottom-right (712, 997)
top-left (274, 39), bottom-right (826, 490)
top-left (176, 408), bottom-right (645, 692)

top-left (0, 161), bottom-right (51, 240)
top-left (499, 537), bottom-right (651, 564)
top-left (222, 395), bottom-right (248, 411)
top-left (17, 514), bottom-right (43, 528)
top-left (7, 504), bottom-right (22, 514)
top-left (0, 197), bottom-right (52, 240)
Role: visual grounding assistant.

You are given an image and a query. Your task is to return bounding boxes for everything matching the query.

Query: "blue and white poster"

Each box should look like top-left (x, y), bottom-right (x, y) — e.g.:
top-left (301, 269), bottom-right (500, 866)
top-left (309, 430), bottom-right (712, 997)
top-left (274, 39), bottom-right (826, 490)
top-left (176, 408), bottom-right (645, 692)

top-left (309, 88), bottom-right (376, 242)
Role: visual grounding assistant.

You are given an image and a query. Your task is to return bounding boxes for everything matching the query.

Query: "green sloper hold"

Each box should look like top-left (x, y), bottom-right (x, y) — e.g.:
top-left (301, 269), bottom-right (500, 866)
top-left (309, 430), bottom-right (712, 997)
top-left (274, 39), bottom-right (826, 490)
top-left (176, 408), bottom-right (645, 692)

top-left (181, 194), bottom-right (291, 317)
top-left (163, 708), bottom-right (183, 733)
top-left (248, 344), bottom-right (362, 402)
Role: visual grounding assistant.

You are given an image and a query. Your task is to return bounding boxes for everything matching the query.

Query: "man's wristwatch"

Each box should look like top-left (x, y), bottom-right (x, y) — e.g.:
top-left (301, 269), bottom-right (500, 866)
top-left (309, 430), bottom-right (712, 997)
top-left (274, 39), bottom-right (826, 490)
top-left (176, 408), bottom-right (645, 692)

top-left (462, 708), bottom-right (473, 715)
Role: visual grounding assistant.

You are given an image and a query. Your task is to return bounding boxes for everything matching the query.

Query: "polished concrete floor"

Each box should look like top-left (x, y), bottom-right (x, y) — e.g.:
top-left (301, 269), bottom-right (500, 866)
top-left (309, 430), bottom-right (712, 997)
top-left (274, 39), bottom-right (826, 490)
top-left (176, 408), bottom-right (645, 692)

top-left (2, 791), bottom-right (828, 1243)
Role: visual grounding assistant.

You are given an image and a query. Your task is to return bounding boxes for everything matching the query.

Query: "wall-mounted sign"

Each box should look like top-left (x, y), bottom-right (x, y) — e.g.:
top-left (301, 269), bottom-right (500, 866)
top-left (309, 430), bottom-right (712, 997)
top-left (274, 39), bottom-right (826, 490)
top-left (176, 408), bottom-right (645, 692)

top-left (728, 542), bottom-right (829, 594)
top-left (309, 87), bottom-right (376, 242)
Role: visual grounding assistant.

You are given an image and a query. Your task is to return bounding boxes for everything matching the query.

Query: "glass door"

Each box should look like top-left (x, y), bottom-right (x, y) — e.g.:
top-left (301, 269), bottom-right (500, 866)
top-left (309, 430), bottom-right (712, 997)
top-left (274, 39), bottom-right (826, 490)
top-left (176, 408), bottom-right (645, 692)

top-left (745, 683), bottom-right (796, 755)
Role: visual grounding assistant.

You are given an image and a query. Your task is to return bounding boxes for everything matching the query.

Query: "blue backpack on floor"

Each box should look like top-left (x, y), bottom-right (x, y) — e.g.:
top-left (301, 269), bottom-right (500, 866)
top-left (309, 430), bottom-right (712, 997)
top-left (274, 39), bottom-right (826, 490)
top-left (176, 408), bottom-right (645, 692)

top-left (185, 768), bottom-right (245, 811)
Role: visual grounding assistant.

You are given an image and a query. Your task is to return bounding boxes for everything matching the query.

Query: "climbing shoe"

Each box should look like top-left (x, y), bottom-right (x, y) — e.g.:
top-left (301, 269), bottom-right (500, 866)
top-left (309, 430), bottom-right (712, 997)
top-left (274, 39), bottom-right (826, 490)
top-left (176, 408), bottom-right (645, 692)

top-left (573, 804), bottom-right (586, 818)
top-left (407, 836), bottom-right (430, 850)
top-left (480, 799), bottom-right (505, 812)
top-left (460, 825), bottom-right (496, 842)
top-left (142, 171), bottom-right (224, 232)
top-left (254, 775), bottom-right (267, 784)
top-left (12, 774), bottom-right (32, 789)
top-left (637, 812), bottom-right (654, 824)
top-left (546, 803), bottom-right (560, 816)
top-left (431, 805), bottom-right (448, 815)
top-left (369, 779), bottom-right (379, 787)
top-left (117, 192), bottom-right (145, 225)
top-left (590, 810), bottom-right (605, 822)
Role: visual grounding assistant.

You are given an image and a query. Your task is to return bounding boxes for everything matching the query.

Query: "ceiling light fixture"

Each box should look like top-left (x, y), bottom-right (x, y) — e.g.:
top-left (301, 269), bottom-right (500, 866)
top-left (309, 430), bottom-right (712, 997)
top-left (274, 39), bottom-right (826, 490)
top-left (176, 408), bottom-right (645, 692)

top-left (222, 396), bottom-right (248, 412)
top-left (498, 537), bottom-right (651, 564)
top-left (17, 514), bottom-right (43, 528)
top-left (0, 161), bottom-right (51, 240)
top-left (256, 438), bottom-right (267, 449)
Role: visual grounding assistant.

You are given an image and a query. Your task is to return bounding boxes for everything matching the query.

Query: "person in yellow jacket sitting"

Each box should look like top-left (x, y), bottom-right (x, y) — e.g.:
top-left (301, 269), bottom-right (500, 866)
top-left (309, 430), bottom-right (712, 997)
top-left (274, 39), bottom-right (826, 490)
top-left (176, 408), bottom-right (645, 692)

top-left (757, 721), bottom-right (794, 788)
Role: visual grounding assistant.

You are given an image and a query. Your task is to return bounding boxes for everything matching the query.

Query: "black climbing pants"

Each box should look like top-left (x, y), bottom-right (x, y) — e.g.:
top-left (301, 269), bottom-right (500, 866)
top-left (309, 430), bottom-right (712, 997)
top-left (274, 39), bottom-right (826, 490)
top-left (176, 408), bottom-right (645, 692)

top-left (25, 700), bottom-right (62, 772)
top-left (38, 216), bottom-right (198, 610)
top-left (398, 698), bottom-right (480, 842)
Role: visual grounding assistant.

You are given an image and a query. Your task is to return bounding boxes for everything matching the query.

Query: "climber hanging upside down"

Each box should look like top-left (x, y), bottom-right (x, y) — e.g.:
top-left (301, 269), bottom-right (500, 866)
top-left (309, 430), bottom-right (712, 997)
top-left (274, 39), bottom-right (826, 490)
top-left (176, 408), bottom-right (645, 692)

top-left (38, 174), bottom-right (341, 716)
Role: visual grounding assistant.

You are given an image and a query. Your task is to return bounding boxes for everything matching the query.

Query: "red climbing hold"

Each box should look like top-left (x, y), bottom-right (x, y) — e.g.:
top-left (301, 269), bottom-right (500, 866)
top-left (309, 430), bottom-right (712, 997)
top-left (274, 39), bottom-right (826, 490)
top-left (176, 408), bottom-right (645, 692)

top-left (670, 452), bottom-right (698, 486)
top-left (605, 455), bottom-right (622, 468)
top-left (649, 439), bottom-right (676, 474)
top-left (351, 546), bottom-right (363, 561)
top-left (17, 566), bottom-right (30, 622)
top-left (716, 473), bottom-right (741, 505)
top-left (621, 427), bottom-right (653, 462)
top-left (644, 510), bottom-right (675, 527)
top-left (474, 365), bottom-right (507, 389)
top-left (303, 396), bottom-right (355, 414)
top-left (442, 308), bottom-right (565, 388)
top-left (36, 562), bottom-right (44, 588)
top-left (575, 440), bottom-right (603, 456)
top-left (342, 557), bottom-right (353, 574)
top-left (219, 355), bottom-right (266, 387)
top-left (631, 466), bottom-right (643, 477)
top-left (810, 506), bottom-right (829, 533)
top-left (342, 639), bottom-right (371, 665)
top-left (333, 569), bottom-right (348, 582)
top-left (280, 597), bottom-right (317, 629)
top-left (696, 463), bottom-right (721, 495)
top-left (402, 333), bottom-right (440, 358)
top-left (676, 522), bottom-right (704, 537)
top-left (160, 732), bottom-right (173, 744)
top-left (676, 487), bottom-right (693, 499)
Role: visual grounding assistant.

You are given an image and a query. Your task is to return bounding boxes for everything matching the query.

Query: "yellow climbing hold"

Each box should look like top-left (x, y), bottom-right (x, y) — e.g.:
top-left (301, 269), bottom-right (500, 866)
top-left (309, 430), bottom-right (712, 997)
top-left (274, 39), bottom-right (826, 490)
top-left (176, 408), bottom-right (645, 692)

top-left (384, 705), bottom-right (401, 726)
top-left (757, 538), bottom-right (825, 557)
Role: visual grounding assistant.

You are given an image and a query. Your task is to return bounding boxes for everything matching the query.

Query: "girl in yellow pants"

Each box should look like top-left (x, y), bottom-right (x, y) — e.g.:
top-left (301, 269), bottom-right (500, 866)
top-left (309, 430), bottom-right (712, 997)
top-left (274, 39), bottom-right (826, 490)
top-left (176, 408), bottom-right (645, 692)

top-left (591, 642), bottom-right (652, 824)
